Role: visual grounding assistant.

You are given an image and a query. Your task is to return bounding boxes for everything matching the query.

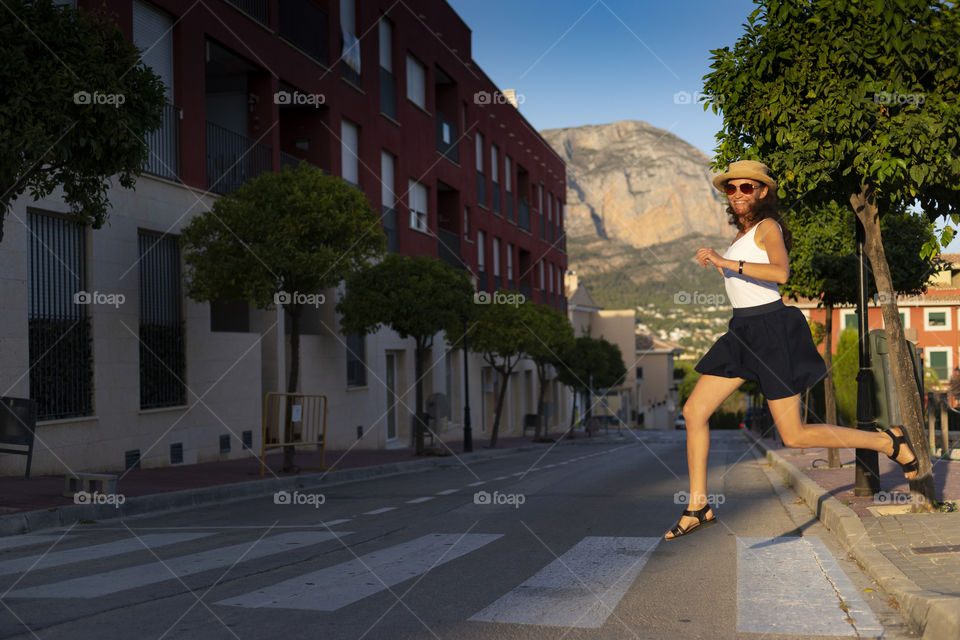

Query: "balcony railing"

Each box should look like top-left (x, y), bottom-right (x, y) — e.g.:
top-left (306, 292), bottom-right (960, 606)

top-left (477, 172), bottom-right (486, 207)
top-left (518, 197), bottom-right (530, 231)
top-left (381, 68), bottom-right (397, 119)
top-left (438, 228), bottom-right (462, 269)
top-left (279, 0), bottom-right (328, 64)
top-left (477, 270), bottom-right (488, 292)
top-left (492, 184), bottom-right (501, 214)
top-left (383, 206), bottom-right (398, 253)
top-left (206, 121), bottom-right (272, 195)
top-left (436, 113), bottom-right (458, 162)
top-left (518, 282), bottom-right (532, 300)
top-left (226, 0), bottom-right (269, 26)
top-left (143, 102), bottom-right (181, 181)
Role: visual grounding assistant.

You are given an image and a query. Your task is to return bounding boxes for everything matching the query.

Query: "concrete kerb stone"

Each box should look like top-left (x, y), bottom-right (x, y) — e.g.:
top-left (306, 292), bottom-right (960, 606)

top-left (743, 429), bottom-right (960, 640)
top-left (0, 433), bottom-right (628, 537)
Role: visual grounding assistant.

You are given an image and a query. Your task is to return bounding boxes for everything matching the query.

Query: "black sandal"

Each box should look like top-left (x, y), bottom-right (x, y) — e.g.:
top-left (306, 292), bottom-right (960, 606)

top-left (665, 504), bottom-right (717, 540)
top-left (883, 426), bottom-right (919, 478)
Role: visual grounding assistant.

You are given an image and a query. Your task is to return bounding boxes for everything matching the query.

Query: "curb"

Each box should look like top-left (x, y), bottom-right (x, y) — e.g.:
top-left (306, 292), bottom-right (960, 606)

top-left (0, 432), bottom-right (630, 537)
top-left (743, 429), bottom-right (960, 640)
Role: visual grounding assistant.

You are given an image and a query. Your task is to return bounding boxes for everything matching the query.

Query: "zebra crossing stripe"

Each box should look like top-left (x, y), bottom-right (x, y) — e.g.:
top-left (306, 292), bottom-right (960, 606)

top-left (0, 535), bottom-right (70, 552)
top-left (0, 532), bottom-right (213, 577)
top-left (468, 536), bottom-right (660, 628)
top-left (737, 537), bottom-right (882, 636)
top-left (8, 531), bottom-right (345, 599)
top-left (216, 532), bottom-right (503, 611)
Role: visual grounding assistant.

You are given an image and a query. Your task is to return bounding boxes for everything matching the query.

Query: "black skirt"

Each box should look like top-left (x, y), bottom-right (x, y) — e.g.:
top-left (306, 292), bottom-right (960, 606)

top-left (695, 299), bottom-right (827, 400)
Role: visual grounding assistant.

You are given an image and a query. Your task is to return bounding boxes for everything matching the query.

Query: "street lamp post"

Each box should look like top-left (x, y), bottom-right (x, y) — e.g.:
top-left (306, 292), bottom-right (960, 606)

top-left (854, 216), bottom-right (880, 496)
top-left (462, 319), bottom-right (472, 453)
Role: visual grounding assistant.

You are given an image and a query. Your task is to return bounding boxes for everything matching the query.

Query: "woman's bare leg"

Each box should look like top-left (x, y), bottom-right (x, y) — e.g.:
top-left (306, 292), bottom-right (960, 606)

top-left (664, 374), bottom-right (746, 539)
top-left (766, 394), bottom-right (916, 479)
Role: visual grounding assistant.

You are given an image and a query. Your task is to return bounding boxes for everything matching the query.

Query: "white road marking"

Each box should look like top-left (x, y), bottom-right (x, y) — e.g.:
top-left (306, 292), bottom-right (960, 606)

top-left (8, 531), bottom-right (345, 599)
top-left (0, 536), bottom-right (69, 552)
top-left (322, 519), bottom-right (352, 526)
top-left (217, 532), bottom-right (503, 611)
top-left (468, 481), bottom-right (486, 486)
top-left (406, 497), bottom-right (435, 504)
top-left (469, 536), bottom-right (660, 628)
top-left (363, 507), bottom-right (396, 515)
top-left (0, 533), bottom-right (213, 577)
top-left (737, 537), bottom-right (882, 636)
top-left (435, 489), bottom-right (459, 495)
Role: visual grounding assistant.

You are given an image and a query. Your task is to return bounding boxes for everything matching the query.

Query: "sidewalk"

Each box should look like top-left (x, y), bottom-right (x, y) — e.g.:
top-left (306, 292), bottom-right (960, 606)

top-left (744, 427), bottom-right (960, 640)
top-left (0, 426), bottom-right (629, 535)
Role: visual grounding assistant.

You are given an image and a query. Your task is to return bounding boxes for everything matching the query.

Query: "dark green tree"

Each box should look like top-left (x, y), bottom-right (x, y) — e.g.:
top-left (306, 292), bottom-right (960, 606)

top-left (451, 291), bottom-right (531, 448)
top-left (784, 204), bottom-right (943, 465)
top-left (519, 303), bottom-right (575, 441)
top-left (339, 254), bottom-right (474, 455)
top-left (703, 0), bottom-right (960, 508)
top-left (0, 0), bottom-right (166, 241)
top-left (181, 163), bottom-right (385, 470)
top-left (554, 335), bottom-right (627, 435)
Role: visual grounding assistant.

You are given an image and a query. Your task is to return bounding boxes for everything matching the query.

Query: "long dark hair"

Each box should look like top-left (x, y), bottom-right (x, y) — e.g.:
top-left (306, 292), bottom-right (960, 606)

top-left (726, 187), bottom-right (792, 252)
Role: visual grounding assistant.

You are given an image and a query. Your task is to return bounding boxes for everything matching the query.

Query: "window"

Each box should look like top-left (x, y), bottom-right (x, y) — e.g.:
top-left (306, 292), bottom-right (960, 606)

top-left (379, 17), bottom-right (396, 118)
top-left (381, 151), bottom-right (398, 252)
top-left (927, 348), bottom-right (950, 382)
top-left (341, 119), bottom-right (359, 185)
top-left (340, 0), bottom-right (360, 79)
top-left (506, 243), bottom-right (513, 280)
top-left (139, 230), bottom-right (185, 409)
top-left (548, 262), bottom-right (554, 292)
top-left (475, 133), bottom-right (484, 172)
top-left (406, 54), bottom-right (426, 108)
top-left (378, 16), bottom-right (392, 71)
top-left (491, 144), bottom-right (500, 214)
top-left (841, 309), bottom-right (858, 330)
top-left (346, 332), bottom-right (367, 387)
top-left (539, 260), bottom-right (544, 289)
top-left (557, 266), bottom-right (562, 295)
top-left (925, 308), bottom-right (950, 330)
top-left (505, 155), bottom-right (512, 191)
top-left (477, 230), bottom-right (485, 271)
top-left (476, 133), bottom-right (486, 207)
top-left (133, 1), bottom-right (173, 101)
top-left (28, 210), bottom-right (92, 420)
top-left (463, 207), bottom-right (469, 239)
top-left (409, 179), bottom-right (428, 232)
top-left (492, 237), bottom-right (500, 277)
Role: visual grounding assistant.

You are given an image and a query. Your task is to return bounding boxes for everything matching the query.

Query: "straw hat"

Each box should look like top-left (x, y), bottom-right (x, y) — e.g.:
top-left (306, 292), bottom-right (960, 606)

top-left (711, 160), bottom-right (778, 192)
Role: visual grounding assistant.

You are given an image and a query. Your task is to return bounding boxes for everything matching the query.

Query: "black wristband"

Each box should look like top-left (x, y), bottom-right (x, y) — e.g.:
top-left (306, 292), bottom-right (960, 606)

top-left (738, 260), bottom-right (744, 274)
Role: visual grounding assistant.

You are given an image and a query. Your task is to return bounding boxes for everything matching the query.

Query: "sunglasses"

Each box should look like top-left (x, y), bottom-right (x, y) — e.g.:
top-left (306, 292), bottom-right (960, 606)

top-left (725, 182), bottom-right (761, 195)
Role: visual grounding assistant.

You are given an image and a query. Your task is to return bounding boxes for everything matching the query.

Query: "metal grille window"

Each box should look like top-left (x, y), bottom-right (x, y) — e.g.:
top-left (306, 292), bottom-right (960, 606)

top-left (28, 210), bottom-right (92, 420)
top-left (138, 230), bottom-right (185, 409)
top-left (346, 332), bottom-right (367, 387)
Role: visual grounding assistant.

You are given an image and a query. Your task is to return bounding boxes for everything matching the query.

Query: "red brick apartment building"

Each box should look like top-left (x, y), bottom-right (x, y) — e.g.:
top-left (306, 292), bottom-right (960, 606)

top-left (2, 0), bottom-right (568, 474)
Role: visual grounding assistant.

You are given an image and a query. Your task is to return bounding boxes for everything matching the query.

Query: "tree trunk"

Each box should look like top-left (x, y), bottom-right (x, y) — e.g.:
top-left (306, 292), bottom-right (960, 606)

top-left (824, 302), bottom-right (840, 468)
top-left (489, 365), bottom-right (512, 448)
top-left (282, 306), bottom-right (301, 472)
top-left (534, 363), bottom-right (548, 441)
top-left (414, 340), bottom-right (427, 455)
top-left (850, 186), bottom-right (936, 510)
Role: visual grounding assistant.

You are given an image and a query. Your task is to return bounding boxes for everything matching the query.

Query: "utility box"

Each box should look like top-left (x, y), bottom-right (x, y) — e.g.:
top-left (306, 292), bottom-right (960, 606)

top-left (869, 329), bottom-right (923, 431)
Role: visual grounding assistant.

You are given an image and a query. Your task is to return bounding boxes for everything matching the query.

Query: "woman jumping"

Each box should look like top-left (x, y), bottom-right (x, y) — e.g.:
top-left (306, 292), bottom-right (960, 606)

top-left (664, 160), bottom-right (918, 540)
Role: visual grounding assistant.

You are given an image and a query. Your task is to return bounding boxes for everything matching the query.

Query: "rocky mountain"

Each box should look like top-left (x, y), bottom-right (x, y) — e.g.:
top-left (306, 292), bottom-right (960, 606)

top-left (540, 120), bottom-right (730, 247)
top-left (540, 120), bottom-right (737, 353)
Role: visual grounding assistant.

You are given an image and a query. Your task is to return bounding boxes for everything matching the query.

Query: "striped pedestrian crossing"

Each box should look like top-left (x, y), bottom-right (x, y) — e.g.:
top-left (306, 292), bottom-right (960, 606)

top-left (737, 536), bottom-right (882, 636)
top-left (0, 532), bottom-right (213, 577)
top-left (468, 537), bottom-right (660, 628)
top-left (216, 533), bottom-right (502, 611)
top-left (0, 529), bottom-right (885, 635)
top-left (7, 531), bottom-right (345, 599)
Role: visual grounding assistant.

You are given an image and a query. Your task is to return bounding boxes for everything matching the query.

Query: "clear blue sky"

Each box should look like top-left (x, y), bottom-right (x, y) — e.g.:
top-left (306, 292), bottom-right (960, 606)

top-left (447, 0), bottom-right (757, 156)
top-left (448, 0), bottom-right (960, 252)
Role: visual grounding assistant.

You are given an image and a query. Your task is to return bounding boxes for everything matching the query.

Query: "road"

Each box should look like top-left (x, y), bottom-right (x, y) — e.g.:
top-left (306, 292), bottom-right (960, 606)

top-left (0, 430), bottom-right (917, 639)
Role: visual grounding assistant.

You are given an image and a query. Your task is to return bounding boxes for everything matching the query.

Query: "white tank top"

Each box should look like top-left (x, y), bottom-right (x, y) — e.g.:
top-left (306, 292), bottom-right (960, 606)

top-left (720, 221), bottom-right (783, 308)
